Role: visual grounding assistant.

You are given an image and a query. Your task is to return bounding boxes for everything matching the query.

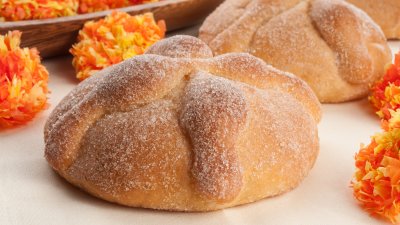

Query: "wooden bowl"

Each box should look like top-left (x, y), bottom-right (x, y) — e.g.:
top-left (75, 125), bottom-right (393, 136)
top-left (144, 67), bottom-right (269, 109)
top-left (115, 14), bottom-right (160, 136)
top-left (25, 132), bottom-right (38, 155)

top-left (0, 0), bottom-right (222, 58)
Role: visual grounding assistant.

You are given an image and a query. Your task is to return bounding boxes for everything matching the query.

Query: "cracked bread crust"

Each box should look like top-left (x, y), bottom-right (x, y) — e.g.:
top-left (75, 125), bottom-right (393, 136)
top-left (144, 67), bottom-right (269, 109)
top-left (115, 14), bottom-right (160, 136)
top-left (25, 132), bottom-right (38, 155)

top-left (199, 0), bottom-right (392, 103)
top-left (44, 35), bottom-right (321, 211)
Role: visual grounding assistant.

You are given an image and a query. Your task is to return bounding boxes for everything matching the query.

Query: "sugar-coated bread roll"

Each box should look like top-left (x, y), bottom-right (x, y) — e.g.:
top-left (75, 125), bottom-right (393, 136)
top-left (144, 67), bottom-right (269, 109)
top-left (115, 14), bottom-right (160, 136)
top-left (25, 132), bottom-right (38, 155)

top-left (44, 36), bottom-right (321, 211)
top-left (347, 0), bottom-right (400, 39)
top-left (199, 0), bottom-right (392, 103)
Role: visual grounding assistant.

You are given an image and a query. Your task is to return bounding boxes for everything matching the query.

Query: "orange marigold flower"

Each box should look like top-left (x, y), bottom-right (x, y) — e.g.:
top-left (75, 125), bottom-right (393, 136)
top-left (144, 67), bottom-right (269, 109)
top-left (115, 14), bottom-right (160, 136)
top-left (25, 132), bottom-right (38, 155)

top-left (78, 0), bottom-right (159, 14)
top-left (0, 31), bottom-right (49, 128)
top-left (352, 109), bottom-right (400, 223)
top-left (370, 53), bottom-right (400, 120)
top-left (0, 0), bottom-right (78, 21)
top-left (78, 0), bottom-right (126, 13)
top-left (70, 11), bottom-right (166, 81)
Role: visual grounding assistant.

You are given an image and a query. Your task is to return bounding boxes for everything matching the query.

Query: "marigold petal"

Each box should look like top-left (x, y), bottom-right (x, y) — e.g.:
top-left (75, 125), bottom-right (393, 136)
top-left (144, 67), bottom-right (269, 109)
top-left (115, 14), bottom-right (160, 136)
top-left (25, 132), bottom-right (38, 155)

top-left (70, 11), bottom-right (165, 81)
top-left (0, 0), bottom-right (78, 21)
top-left (370, 53), bottom-right (400, 121)
top-left (0, 31), bottom-right (49, 128)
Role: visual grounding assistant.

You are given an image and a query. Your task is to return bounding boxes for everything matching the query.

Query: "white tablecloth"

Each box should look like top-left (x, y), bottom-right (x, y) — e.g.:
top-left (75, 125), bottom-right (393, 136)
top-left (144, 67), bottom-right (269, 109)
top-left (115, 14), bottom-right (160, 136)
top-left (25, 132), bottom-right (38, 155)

top-left (1, 34), bottom-right (399, 225)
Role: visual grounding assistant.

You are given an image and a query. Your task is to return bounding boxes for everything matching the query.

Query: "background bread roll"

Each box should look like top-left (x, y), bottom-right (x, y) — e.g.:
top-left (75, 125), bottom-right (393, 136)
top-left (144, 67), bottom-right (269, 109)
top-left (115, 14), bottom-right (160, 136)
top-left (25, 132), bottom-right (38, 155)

top-left (347, 0), bottom-right (400, 39)
top-left (199, 0), bottom-right (392, 103)
top-left (44, 35), bottom-right (321, 211)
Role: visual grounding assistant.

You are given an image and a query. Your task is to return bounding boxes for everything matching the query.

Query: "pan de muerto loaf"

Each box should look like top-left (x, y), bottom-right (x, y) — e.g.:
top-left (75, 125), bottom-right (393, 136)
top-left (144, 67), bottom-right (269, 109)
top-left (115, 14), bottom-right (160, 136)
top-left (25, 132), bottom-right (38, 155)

top-left (199, 0), bottom-right (392, 103)
top-left (44, 35), bottom-right (321, 211)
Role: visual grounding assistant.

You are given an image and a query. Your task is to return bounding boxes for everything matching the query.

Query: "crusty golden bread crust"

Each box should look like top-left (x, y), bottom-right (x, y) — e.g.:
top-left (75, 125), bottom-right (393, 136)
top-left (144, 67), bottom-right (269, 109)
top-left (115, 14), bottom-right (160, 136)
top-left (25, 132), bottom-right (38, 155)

top-left (347, 0), bottom-right (400, 39)
top-left (199, 0), bottom-right (392, 103)
top-left (45, 35), bottom-right (321, 211)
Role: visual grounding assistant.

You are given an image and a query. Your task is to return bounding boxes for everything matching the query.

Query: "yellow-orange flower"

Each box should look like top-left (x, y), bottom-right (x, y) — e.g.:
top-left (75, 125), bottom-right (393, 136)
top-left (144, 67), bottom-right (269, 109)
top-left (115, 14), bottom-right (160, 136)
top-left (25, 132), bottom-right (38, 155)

top-left (370, 53), bottom-right (400, 120)
top-left (352, 109), bottom-right (400, 223)
top-left (70, 11), bottom-right (166, 81)
top-left (0, 0), bottom-right (78, 21)
top-left (78, 0), bottom-right (158, 14)
top-left (0, 31), bottom-right (49, 128)
top-left (0, 0), bottom-right (159, 21)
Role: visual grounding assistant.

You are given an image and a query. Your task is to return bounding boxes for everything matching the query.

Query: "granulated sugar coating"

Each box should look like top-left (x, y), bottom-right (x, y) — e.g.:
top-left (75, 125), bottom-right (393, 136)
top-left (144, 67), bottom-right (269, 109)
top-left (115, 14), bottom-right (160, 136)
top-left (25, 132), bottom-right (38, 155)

top-left (346, 0), bottom-right (400, 39)
top-left (44, 35), bottom-right (321, 211)
top-left (199, 0), bottom-right (392, 103)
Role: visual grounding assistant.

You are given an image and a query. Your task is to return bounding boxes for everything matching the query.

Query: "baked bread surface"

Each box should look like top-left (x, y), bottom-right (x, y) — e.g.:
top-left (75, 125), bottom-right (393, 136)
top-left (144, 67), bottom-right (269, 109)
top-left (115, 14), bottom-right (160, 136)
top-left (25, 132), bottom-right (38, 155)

top-left (44, 35), bottom-right (321, 211)
top-left (199, 0), bottom-right (392, 103)
top-left (347, 0), bottom-right (400, 39)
